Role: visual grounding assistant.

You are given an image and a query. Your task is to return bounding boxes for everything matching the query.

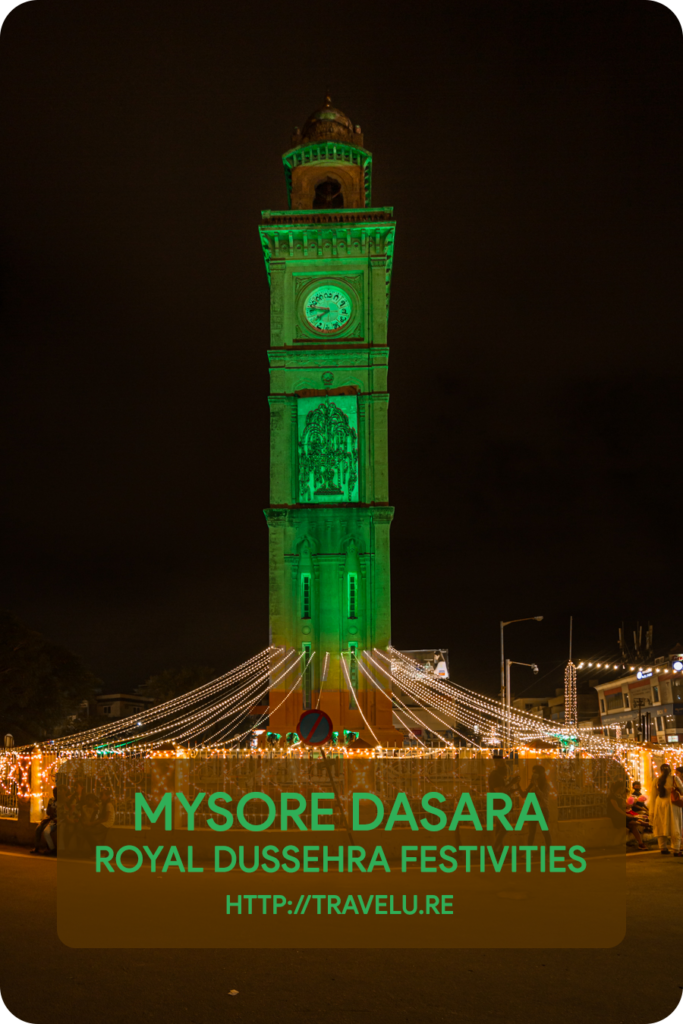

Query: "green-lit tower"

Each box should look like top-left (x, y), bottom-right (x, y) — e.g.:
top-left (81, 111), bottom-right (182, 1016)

top-left (260, 97), bottom-right (400, 744)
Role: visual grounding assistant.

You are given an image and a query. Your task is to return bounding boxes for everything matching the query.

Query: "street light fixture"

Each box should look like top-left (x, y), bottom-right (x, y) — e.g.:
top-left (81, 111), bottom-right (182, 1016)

top-left (500, 616), bottom-right (543, 703)
top-left (505, 660), bottom-right (539, 748)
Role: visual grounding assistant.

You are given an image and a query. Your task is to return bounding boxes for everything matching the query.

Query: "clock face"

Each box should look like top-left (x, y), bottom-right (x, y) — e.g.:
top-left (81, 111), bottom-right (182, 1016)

top-left (304, 285), bottom-right (353, 333)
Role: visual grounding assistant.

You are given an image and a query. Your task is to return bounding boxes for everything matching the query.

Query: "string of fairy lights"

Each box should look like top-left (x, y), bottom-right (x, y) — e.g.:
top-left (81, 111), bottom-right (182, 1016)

top-left (53, 647), bottom-right (283, 751)
top-left (1, 641), bottom-right (681, 808)
top-left (341, 651), bottom-right (381, 746)
top-left (356, 651), bottom-right (448, 746)
top-left (0, 647), bottom-right (298, 765)
top-left (385, 647), bottom-right (570, 743)
top-left (359, 649), bottom-right (479, 749)
top-left (212, 650), bottom-right (310, 747)
top-left (564, 661), bottom-right (578, 727)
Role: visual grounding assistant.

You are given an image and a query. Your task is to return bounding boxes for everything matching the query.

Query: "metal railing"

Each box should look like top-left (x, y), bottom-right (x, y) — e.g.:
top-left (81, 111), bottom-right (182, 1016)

top-left (0, 782), bottom-right (19, 820)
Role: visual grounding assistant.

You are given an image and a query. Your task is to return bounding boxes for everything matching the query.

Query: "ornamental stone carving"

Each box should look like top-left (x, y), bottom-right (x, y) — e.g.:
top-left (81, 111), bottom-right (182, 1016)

top-left (298, 396), bottom-right (358, 502)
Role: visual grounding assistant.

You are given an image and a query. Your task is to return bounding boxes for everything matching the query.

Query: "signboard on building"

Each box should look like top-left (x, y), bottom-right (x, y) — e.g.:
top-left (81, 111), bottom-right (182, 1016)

top-left (401, 650), bottom-right (450, 677)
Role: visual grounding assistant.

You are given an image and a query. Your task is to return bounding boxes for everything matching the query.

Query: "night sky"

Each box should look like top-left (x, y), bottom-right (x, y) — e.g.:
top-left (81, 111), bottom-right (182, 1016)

top-left (1, 0), bottom-right (681, 701)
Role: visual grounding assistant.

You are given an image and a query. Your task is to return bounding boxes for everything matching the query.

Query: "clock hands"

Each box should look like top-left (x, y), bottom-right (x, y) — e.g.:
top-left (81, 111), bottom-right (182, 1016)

top-left (307, 297), bottom-right (349, 328)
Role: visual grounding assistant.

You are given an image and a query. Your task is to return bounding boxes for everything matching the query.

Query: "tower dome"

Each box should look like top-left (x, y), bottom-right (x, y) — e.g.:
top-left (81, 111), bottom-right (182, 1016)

top-left (298, 95), bottom-right (360, 145)
top-left (285, 95), bottom-right (369, 209)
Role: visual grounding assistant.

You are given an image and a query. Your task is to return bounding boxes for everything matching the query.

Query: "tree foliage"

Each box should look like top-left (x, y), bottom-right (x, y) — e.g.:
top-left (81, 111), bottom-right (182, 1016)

top-left (0, 611), bottom-right (101, 745)
top-left (139, 665), bottom-right (216, 706)
top-left (59, 709), bottom-right (115, 737)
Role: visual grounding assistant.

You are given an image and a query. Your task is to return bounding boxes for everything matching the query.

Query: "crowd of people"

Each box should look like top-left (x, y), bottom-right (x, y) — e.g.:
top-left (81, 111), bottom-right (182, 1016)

top-left (487, 760), bottom-right (552, 854)
top-left (27, 762), bottom-right (683, 859)
top-left (30, 784), bottom-right (116, 857)
top-left (487, 759), bottom-right (683, 856)
top-left (608, 763), bottom-right (683, 853)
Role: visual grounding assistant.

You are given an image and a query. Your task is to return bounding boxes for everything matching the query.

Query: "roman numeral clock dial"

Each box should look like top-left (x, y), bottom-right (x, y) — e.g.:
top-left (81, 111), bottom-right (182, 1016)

top-left (304, 285), bottom-right (353, 333)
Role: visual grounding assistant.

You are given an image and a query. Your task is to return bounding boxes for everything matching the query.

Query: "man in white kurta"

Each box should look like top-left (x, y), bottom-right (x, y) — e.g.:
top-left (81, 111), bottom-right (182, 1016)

top-left (649, 766), bottom-right (683, 854)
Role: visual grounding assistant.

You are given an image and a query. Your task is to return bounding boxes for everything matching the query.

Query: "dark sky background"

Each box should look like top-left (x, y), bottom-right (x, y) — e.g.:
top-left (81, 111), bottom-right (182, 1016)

top-left (0, 0), bottom-right (681, 702)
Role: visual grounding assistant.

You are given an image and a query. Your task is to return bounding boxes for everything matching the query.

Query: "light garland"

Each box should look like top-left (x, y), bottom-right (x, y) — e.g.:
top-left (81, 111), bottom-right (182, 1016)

top-left (341, 651), bottom-right (381, 747)
top-left (29, 648), bottom-right (281, 757)
top-left (564, 661), bottom-right (577, 727)
top-left (384, 651), bottom-right (541, 748)
top-left (216, 650), bottom-right (311, 746)
top-left (360, 650), bottom-right (477, 749)
top-left (2, 638), bottom-right (682, 814)
top-left (388, 668), bottom-right (492, 743)
top-left (357, 652), bottom-right (450, 745)
top-left (57, 647), bottom-right (279, 749)
top-left (387, 648), bottom-right (565, 733)
top-left (386, 648), bottom-right (561, 742)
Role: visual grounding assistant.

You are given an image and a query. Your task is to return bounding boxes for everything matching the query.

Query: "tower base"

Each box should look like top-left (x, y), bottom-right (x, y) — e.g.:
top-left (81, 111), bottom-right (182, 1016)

top-left (357, 726), bottom-right (404, 748)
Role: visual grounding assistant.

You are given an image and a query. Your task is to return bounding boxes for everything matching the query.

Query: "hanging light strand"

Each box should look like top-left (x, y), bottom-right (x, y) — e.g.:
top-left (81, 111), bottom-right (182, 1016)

top-left (341, 651), bottom-right (381, 747)
top-left (357, 652), bottom-right (452, 746)
top-left (368, 649), bottom-right (483, 747)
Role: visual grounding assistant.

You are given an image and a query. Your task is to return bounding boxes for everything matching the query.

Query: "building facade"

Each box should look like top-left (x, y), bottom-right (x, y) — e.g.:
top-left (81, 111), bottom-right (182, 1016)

top-left (592, 649), bottom-right (683, 743)
top-left (94, 693), bottom-right (154, 720)
top-left (513, 689), bottom-right (599, 725)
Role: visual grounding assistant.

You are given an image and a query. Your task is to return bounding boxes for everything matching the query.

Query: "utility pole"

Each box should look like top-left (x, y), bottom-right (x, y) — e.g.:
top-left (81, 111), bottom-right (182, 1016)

top-left (500, 616), bottom-right (543, 703)
top-left (632, 697), bottom-right (646, 741)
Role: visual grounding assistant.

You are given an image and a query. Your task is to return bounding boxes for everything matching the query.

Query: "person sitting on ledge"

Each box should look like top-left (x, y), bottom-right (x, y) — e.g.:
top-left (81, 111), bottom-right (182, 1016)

top-left (30, 787), bottom-right (57, 855)
top-left (42, 790), bottom-right (59, 857)
top-left (608, 779), bottom-right (646, 850)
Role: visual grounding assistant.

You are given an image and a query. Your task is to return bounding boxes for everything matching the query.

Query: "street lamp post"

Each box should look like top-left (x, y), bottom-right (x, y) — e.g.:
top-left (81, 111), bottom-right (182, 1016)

top-left (505, 659), bottom-right (539, 749)
top-left (500, 616), bottom-right (543, 703)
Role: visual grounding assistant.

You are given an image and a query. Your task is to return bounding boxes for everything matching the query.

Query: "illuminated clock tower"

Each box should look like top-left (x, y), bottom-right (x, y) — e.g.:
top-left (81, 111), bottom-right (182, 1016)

top-left (260, 97), bottom-right (400, 744)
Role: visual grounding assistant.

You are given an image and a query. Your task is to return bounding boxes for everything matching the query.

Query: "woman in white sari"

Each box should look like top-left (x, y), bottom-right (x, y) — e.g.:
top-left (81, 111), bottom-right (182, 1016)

top-left (649, 764), bottom-right (683, 856)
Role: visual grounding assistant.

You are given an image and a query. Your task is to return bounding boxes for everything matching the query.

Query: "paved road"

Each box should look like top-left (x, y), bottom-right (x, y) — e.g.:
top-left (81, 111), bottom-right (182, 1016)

top-left (0, 845), bottom-right (681, 1024)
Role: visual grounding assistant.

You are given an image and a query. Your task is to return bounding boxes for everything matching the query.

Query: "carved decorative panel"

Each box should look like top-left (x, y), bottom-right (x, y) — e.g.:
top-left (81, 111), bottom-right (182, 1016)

top-left (297, 395), bottom-right (359, 504)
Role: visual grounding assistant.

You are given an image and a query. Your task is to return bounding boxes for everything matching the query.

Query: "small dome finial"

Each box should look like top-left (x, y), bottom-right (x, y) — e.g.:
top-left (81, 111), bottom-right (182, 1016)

top-left (299, 95), bottom-right (358, 144)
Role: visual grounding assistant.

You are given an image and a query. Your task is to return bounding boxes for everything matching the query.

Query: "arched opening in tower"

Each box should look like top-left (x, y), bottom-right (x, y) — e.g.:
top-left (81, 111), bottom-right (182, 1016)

top-left (313, 176), bottom-right (344, 208)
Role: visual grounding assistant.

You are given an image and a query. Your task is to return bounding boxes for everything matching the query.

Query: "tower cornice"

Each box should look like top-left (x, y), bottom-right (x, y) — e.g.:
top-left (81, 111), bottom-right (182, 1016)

top-left (261, 208), bottom-right (393, 225)
top-left (259, 212), bottom-right (396, 302)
